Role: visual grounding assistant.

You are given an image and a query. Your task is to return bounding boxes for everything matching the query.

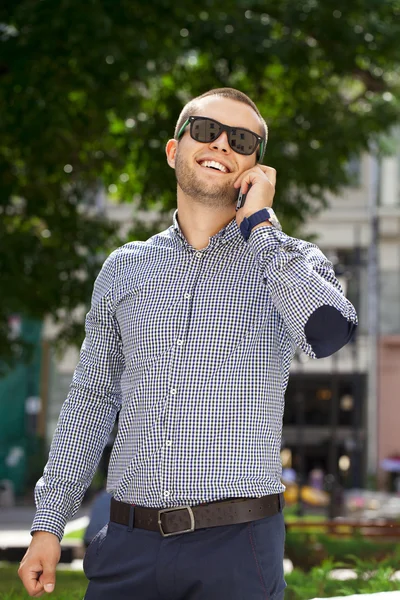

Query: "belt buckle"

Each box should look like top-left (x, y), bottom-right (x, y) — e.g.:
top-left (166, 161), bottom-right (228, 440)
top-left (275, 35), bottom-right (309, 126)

top-left (158, 505), bottom-right (195, 537)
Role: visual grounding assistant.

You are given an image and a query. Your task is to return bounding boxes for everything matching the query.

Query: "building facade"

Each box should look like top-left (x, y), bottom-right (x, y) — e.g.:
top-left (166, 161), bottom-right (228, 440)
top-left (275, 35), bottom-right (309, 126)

top-left (282, 143), bottom-right (400, 491)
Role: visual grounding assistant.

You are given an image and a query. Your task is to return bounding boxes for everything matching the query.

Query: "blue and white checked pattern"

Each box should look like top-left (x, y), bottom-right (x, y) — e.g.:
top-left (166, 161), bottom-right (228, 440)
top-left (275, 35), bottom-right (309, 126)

top-left (32, 212), bottom-right (357, 540)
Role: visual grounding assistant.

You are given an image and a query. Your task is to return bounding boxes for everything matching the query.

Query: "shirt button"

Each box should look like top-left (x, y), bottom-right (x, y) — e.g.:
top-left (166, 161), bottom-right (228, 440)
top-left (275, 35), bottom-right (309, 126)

top-left (164, 491), bottom-right (170, 498)
top-left (170, 389), bottom-right (177, 396)
top-left (176, 339), bottom-right (183, 346)
top-left (195, 251), bottom-right (203, 259)
top-left (184, 293), bottom-right (191, 300)
top-left (166, 440), bottom-right (172, 447)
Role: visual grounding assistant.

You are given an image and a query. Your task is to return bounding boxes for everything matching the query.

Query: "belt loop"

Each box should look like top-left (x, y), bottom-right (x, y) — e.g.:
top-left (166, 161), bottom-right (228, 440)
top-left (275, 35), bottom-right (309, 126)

top-left (278, 493), bottom-right (284, 512)
top-left (128, 505), bottom-right (135, 532)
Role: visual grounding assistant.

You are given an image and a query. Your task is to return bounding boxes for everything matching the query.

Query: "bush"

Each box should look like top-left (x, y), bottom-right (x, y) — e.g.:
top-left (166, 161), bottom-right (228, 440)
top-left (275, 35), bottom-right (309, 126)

top-left (285, 529), bottom-right (400, 571)
top-left (285, 558), bottom-right (400, 599)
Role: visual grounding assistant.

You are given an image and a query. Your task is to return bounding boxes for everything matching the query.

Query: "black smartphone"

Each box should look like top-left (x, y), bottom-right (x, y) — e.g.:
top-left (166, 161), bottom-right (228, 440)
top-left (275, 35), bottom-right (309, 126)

top-left (235, 184), bottom-right (252, 211)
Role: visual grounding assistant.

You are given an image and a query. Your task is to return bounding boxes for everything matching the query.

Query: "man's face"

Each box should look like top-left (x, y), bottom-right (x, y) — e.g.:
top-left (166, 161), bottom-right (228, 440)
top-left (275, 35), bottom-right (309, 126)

top-left (171, 97), bottom-right (264, 209)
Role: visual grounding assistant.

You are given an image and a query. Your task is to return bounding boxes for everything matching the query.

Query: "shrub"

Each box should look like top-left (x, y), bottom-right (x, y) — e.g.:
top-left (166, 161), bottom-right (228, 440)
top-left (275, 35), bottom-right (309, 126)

top-left (285, 530), bottom-right (400, 571)
top-left (285, 559), bottom-right (400, 599)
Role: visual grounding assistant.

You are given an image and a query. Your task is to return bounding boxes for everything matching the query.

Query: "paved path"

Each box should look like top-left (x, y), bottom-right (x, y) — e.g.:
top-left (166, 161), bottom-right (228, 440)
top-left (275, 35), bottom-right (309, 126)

top-left (0, 504), bottom-right (90, 547)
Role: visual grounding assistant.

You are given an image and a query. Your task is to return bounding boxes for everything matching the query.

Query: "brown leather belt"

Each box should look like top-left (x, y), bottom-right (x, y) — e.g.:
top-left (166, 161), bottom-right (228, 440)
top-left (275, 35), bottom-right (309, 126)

top-left (110, 494), bottom-right (284, 538)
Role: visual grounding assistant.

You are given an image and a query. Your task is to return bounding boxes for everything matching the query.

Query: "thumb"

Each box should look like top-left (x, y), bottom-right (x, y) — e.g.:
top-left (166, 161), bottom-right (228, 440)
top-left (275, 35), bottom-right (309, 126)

top-left (39, 564), bottom-right (57, 593)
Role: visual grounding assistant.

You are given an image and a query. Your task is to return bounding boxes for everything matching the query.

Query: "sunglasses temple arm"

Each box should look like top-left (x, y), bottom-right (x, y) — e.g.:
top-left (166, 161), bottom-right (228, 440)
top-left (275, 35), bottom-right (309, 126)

top-left (177, 119), bottom-right (190, 139)
top-left (258, 140), bottom-right (265, 162)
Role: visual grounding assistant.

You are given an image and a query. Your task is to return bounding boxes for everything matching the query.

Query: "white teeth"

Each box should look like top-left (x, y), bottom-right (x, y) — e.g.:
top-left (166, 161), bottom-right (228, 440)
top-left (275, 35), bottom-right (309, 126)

top-left (199, 160), bottom-right (228, 173)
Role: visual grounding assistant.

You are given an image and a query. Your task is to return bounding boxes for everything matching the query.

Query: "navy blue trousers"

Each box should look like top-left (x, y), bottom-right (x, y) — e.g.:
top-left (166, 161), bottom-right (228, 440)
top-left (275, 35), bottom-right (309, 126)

top-left (83, 509), bottom-right (286, 600)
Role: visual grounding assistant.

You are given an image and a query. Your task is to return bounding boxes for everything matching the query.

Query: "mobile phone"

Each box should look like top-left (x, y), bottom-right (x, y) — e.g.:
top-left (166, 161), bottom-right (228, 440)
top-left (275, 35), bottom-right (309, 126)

top-left (235, 184), bottom-right (252, 211)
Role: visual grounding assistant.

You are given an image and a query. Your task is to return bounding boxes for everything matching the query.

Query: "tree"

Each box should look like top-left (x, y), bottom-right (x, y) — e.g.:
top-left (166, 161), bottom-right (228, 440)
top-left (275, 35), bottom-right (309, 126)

top-left (1, 0), bottom-right (399, 365)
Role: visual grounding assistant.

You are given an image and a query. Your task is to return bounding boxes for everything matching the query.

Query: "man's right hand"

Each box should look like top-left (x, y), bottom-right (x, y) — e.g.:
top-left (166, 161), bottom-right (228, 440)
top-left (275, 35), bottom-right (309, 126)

top-left (18, 531), bottom-right (61, 597)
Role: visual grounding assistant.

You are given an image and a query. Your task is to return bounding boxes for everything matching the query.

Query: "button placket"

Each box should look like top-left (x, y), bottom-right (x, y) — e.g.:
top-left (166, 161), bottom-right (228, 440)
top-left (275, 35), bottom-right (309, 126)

top-left (162, 248), bottom-right (204, 506)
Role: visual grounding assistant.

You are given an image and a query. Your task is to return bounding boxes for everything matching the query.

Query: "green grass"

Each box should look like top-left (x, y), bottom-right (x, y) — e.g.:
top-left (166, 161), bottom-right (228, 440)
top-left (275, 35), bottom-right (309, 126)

top-left (0, 565), bottom-right (87, 599)
top-left (63, 528), bottom-right (85, 540)
top-left (283, 504), bottom-right (326, 520)
top-left (285, 514), bottom-right (326, 524)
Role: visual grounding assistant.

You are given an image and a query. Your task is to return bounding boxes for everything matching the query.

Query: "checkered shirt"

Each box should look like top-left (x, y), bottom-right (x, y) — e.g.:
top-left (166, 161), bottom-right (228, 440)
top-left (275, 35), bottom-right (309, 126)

top-left (32, 212), bottom-right (357, 540)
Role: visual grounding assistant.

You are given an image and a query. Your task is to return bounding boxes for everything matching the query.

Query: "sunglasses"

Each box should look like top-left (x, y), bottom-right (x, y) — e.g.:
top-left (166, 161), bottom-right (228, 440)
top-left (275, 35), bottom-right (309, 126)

top-left (177, 116), bottom-right (265, 160)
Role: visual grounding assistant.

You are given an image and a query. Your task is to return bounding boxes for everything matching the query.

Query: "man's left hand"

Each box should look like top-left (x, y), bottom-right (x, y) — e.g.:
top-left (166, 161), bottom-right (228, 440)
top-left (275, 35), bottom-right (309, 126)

top-left (234, 165), bottom-right (276, 227)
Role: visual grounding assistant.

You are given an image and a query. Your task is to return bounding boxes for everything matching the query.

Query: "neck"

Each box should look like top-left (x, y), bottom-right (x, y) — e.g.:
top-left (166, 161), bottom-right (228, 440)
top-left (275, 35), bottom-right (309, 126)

top-left (176, 196), bottom-right (235, 250)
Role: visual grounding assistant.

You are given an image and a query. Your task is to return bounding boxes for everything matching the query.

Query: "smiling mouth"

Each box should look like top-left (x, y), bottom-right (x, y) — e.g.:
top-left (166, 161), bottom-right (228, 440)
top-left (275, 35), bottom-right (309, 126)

top-left (197, 159), bottom-right (230, 174)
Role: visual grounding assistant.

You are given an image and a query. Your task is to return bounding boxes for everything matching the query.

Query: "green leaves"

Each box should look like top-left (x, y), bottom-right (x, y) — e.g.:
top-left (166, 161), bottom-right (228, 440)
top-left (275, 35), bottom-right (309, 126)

top-left (1, 0), bottom-right (399, 362)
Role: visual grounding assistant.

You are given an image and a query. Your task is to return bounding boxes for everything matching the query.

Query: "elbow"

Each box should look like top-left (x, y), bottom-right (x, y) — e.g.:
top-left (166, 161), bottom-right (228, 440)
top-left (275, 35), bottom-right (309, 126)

top-left (304, 305), bottom-right (357, 359)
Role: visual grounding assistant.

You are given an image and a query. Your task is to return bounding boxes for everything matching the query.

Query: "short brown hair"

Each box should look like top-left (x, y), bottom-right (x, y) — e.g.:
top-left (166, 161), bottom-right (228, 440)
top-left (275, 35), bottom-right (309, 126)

top-left (174, 88), bottom-right (268, 161)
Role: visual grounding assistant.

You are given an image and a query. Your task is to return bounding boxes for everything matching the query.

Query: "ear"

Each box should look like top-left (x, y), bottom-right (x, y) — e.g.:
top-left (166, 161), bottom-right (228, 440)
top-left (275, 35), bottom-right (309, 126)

top-left (166, 139), bottom-right (177, 169)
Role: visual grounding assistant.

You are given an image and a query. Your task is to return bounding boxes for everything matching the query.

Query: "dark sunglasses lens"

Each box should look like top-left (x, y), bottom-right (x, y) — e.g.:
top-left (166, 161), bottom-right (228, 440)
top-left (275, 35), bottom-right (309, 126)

top-left (229, 128), bottom-right (258, 155)
top-left (191, 118), bottom-right (222, 142)
top-left (191, 118), bottom-right (259, 156)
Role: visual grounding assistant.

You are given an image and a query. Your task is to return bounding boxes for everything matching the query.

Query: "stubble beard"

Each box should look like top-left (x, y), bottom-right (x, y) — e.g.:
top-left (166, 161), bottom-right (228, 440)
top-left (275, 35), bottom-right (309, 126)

top-left (175, 150), bottom-right (237, 209)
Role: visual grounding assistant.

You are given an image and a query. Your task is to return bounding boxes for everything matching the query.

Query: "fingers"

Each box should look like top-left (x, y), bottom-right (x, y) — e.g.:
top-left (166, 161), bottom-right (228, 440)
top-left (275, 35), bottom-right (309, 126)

top-left (32, 582), bottom-right (45, 598)
top-left (260, 165), bottom-right (277, 187)
top-left (18, 562), bottom-right (45, 597)
top-left (234, 165), bottom-right (276, 189)
top-left (18, 534), bottom-right (60, 597)
top-left (19, 564), bottom-right (56, 597)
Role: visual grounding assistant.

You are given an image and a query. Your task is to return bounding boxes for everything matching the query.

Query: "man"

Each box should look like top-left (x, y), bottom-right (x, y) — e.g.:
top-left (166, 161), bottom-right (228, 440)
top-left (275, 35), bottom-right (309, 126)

top-left (19, 87), bottom-right (357, 599)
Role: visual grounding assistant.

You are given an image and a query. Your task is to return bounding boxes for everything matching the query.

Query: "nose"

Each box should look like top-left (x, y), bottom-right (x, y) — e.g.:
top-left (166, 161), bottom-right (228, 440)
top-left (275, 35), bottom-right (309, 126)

top-left (209, 131), bottom-right (230, 154)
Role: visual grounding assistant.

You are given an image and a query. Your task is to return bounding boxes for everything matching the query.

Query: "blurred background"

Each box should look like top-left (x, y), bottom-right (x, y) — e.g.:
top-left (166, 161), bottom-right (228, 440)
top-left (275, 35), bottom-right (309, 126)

top-left (1, 0), bottom-right (400, 521)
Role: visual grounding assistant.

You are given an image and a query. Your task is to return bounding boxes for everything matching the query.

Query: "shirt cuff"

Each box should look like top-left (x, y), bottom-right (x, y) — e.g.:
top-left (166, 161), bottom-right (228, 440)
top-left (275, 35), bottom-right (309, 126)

top-left (31, 508), bottom-right (69, 542)
top-left (247, 224), bottom-right (287, 256)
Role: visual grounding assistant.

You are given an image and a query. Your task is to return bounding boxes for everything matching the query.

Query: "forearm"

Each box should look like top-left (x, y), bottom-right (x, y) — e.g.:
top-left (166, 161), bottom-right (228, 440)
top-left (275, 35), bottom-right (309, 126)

top-left (32, 385), bottom-right (119, 541)
top-left (248, 226), bottom-right (358, 358)
top-left (31, 250), bottom-right (125, 540)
